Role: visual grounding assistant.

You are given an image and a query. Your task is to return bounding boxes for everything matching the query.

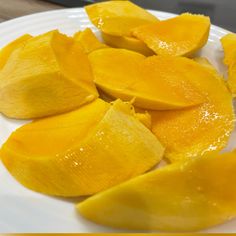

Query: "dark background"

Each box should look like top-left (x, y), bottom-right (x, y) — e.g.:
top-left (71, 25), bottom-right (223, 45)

top-left (46, 0), bottom-right (236, 32)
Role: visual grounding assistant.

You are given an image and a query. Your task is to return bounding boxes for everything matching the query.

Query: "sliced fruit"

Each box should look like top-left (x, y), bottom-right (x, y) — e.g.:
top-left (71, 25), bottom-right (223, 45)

top-left (132, 13), bottom-right (210, 56)
top-left (0, 34), bottom-right (32, 70)
top-left (85, 1), bottom-right (158, 37)
top-left (89, 48), bottom-right (205, 110)
top-left (0, 99), bottom-right (164, 197)
top-left (221, 33), bottom-right (236, 96)
top-left (0, 30), bottom-right (98, 119)
top-left (78, 151), bottom-right (236, 232)
top-left (150, 57), bottom-right (234, 162)
top-left (102, 32), bottom-right (154, 56)
top-left (74, 28), bottom-right (107, 54)
top-left (221, 33), bottom-right (236, 66)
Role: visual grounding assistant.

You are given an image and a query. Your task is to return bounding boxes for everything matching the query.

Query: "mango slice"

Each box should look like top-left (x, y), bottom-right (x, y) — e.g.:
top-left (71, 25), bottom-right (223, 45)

top-left (150, 57), bottom-right (234, 162)
top-left (102, 33), bottom-right (154, 56)
top-left (78, 151), bottom-right (236, 232)
top-left (221, 33), bottom-right (236, 96)
top-left (0, 99), bottom-right (164, 197)
top-left (85, 1), bottom-right (158, 37)
top-left (132, 13), bottom-right (210, 56)
top-left (89, 48), bottom-right (205, 110)
top-left (0, 34), bottom-right (32, 70)
top-left (74, 28), bottom-right (107, 54)
top-left (0, 30), bottom-right (98, 119)
top-left (221, 33), bottom-right (236, 66)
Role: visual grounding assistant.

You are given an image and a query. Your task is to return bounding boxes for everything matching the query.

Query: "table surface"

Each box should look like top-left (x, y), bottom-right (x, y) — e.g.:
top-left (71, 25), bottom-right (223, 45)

top-left (0, 0), bottom-right (62, 22)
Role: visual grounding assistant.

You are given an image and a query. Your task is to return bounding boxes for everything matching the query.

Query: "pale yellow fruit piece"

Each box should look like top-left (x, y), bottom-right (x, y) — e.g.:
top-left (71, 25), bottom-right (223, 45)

top-left (89, 48), bottom-right (205, 110)
top-left (150, 57), bottom-right (234, 162)
top-left (0, 34), bottom-right (32, 70)
top-left (78, 151), bottom-right (236, 232)
top-left (0, 99), bottom-right (164, 197)
top-left (85, 1), bottom-right (158, 36)
top-left (74, 28), bottom-right (107, 54)
top-left (132, 13), bottom-right (210, 56)
top-left (102, 32), bottom-right (154, 56)
top-left (0, 30), bottom-right (98, 119)
top-left (221, 33), bottom-right (236, 96)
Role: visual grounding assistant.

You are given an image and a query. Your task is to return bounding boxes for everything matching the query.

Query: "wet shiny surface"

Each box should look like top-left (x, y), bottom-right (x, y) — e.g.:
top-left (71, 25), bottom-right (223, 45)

top-left (0, 8), bottom-right (235, 233)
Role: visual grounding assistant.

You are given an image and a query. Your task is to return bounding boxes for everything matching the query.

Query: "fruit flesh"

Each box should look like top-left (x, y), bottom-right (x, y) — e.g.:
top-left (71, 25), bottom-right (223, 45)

top-left (85, 1), bottom-right (158, 37)
top-left (0, 34), bottom-right (32, 70)
top-left (150, 57), bottom-right (234, 162)
top-left (74, 28), bottom-right (107, 54)
top-left (221, 33), bottom-right (236, 96)
top-left (0, 99), bottom-right (164, 196)
top-left (0, 30), bottom-right (98, 119)
top-left (89, 48), bottom-right (205, 110)
top-left (78, 151), bottom-right (236, 232)
top-left (102, 32), bottom-right (154, 56)
top-left (132, 13), bottom-right (210, 56)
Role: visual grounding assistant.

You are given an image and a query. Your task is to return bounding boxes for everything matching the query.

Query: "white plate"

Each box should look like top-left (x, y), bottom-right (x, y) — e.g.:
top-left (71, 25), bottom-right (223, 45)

top-left (0, 8), bottom-right (235, 233)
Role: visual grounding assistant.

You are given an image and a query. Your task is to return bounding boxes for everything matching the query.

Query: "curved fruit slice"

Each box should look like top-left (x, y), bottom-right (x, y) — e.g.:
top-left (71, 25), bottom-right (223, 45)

top-left (132, 13), bottom-right (210, 56)
top-left (78, 151), bottom-right (236, 232)
top-left (85, 1), bottom-right (158, 37)
top-left (221, 33), bottom-right (236, 96)
top-left (0, 30), bottom-right (98, 119)
top-left (221, 33), bottom-right (236, 66)
top-left (74, 28), bottom-right (107, 54)
top-left (0, 99), bottom-right (164, 197)
top-left (150, 57), bottom-right (234, 162)
top-left (0, 34), bottom-right (32, 70)
top-left (89, 48), bottom-right (205, 110)
top-left (102, 32), bottom-right (154, 56)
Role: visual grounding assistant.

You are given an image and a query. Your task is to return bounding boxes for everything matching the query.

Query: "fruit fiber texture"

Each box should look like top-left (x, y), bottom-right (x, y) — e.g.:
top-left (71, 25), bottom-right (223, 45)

top-left (0, 99), bottom-right (164, 197)
top-left (221, 33), bottom-right (236, 96)
top-left (0, 30), bottom-right (98, 119)
top-left (89, 48), bottom-right (205, 110)
top-left (132, 13), bottom-right (210, 57)
top-left (78, 151), bottom-right (236, 232)
top-left (85, 0), bottom-right (158, 37)
top-left (150, 57), bottom-right (234, 162)
top-left (74, 28), bottom-right (107, 54)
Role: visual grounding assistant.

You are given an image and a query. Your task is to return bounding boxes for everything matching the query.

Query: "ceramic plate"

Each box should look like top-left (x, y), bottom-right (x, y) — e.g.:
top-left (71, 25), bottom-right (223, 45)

top-left (0, 8), bottom-right (235, 233)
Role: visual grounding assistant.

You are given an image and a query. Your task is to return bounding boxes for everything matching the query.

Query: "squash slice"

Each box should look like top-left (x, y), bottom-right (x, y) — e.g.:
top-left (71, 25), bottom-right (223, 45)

top-left (85, 1), bottom-right (158, 37)
top-left (89, 48), bottom-right (205, 110)
top-left (221, 33), bottom-right (236, 96)
top-left (102, 32), bottom-right (154, 56)
top-left (0, 99), bottom-right (164, 197)
top-left (150, 57), bottom-right (234, 162)
top-left (132, 13), bottom-right (210, 56)
top-left (74, 28), bottom-right (107, 54)
top-left (78, 151), bottom-right (236, 232)
top-left (0, 30), bottom-right (98, 119)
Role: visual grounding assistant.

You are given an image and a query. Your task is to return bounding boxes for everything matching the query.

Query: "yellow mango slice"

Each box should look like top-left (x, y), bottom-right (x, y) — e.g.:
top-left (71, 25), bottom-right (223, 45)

top-left (78, 151), bottom-right (236, 232)
top-left (0, 99), bottom-right (164, 197)
top-left (102, 33), bottom-right (154, 56)
top-left (150, 57), bottom-right (234, 162)
top-left (221, 33), bottom-right (236, 66)
top-left (221, 33), bottom-right (236, 96)
top-left (74, 28), bottom-right (107, 54)
top-left (85, 1), bottom-right (158, 37)
top-left (89, 48), bottom-right (205, 110)
top-left (132, 13), bottom-right (210, 56)
top-left (0, 34), bottom-right (32, 70)
top-left (0, 30), bottom-right (98, 119)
